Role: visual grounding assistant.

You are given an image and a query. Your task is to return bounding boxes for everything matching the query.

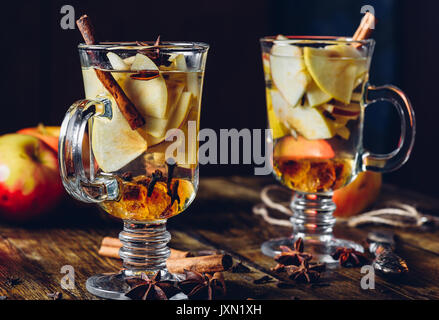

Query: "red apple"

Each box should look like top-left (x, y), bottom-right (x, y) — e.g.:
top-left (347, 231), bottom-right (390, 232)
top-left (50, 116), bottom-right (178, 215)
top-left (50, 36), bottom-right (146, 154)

top-left (0, 133), bottom-right (64, 221)
top-left (17, 124), bottom-right (60, 153)
top-left (333, 171), bottom-right (382, 217)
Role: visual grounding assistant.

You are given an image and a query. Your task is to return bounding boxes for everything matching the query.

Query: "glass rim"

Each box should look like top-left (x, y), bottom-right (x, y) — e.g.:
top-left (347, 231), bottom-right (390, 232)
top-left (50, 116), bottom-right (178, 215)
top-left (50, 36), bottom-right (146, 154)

top-left (260, 36), bottom-right (375, 46)
top-left (78, 41), bottom-right (210, 51)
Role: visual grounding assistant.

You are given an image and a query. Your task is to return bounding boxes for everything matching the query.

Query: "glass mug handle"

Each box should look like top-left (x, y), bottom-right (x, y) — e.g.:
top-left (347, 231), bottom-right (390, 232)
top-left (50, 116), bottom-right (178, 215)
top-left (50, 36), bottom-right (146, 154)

top-left (58, 97), bottom-right (119, 203)
top-left (360, 84), bottom-right (416, 173)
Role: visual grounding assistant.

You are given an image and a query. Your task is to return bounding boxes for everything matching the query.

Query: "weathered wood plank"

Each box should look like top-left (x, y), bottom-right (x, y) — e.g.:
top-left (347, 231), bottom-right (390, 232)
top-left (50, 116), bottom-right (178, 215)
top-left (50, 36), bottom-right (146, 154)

top-left (178, 177), bottom-right (439, 300)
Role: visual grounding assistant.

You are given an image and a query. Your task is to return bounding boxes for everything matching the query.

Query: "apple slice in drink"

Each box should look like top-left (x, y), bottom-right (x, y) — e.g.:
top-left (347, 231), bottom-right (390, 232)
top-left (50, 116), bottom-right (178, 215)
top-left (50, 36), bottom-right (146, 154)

top-left (123, 56), bottom-right (136, 67)
top-left (92, 97), bottom-right (148, 172)
top-left (146, 93), bottom-right (194, 162)
top-left (163, 74), bottom-right (186, 118)
top-left (178, 107), bottom-right (199, 168)
top-left (304, 47), bottom-right (359, 104)
top-left (288, 105), bottom-right (336, 140)
top-left (326, 44), bottom-right (368, 76)
top-left (107, 52), bottom-right (130, 70)
top-left (306, 79), bottom-right (331, 107)
top-left (332, 102), bottom-right (361, 119)
top-left (266, 89), bottom-right (289, 139)
top-left (140, 91), bottom-right (192, 139)
top-left (124, 54), bottom-right (169, 119)
top-left (270, 90), bottom-right (298, 138)
top-left (336, 126), bottom-right (350, 140)
top-left (169, 53), bottom-right (200, 99)
top-left (270, 45), bottom-right (310, 107)
top-left (167, 92), bottom-right (193, 130)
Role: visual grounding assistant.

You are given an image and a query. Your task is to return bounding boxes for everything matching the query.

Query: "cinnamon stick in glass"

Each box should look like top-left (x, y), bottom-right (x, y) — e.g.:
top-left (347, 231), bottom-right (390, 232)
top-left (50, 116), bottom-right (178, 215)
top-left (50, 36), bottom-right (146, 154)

top-left (76, 15), bottom-right (145, 130)
top-left (353, 12), bottom-right (376, 41)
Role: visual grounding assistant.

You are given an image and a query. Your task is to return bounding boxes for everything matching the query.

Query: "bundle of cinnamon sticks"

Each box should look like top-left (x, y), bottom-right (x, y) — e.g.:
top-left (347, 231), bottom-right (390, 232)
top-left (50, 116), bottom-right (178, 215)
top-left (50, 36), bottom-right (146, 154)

top-left (99, 237), bottom-right (233, 274)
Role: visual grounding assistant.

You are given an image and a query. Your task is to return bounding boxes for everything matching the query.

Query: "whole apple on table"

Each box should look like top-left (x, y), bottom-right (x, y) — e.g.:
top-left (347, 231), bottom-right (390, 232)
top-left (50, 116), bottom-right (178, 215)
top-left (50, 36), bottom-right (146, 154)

top-left (0, 125), bottom-right (64, 222)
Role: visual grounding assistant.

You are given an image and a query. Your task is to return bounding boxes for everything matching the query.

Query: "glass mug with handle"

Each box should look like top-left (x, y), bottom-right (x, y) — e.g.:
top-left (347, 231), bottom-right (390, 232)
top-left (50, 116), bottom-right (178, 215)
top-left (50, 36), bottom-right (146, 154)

top-left (260, 36), bottom-right (415, 263)
top-left (59, 41), bottom-right (209, 299)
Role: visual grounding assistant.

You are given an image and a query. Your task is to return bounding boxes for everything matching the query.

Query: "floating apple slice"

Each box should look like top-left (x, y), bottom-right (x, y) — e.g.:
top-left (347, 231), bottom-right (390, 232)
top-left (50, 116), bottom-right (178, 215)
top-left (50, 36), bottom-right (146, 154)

top-left (139, 91), bottom-right (192, 139)
top-left (266, 89), bottom-right (289, 140)
top-left (270, 90), bottom-right (298, 138)
top-left (288, 105), bottom-right (336, 140)
top-left (130, 53), bottom-right (158, 70)
top-left (262, 53), bottom-right (271, 75)
top-left (163, 75), bottom-right (186, 118)
top-left (174, 54), bottom-right (187, 71)
top-left (326, 44), bottom-right (368, 76)
top-left (270, 45), bottom-right (310, 107)
top-left (179, 107), bottom-right (199, 168)
top-left (351, 92), bottom-right (362, 103)
top-left (332, 102), bottom-right (361, 118)
top-left (169, 54), bottom-right (200, 99)
top-left (141, 117), bottom-right (168, 138)
top-left (304, 47), bottom-right (359, 104)
top-left (306, 79), bottom-right (331, 107)
top-left (107, 52), bottom-right (129, 70)
top-left (92, 97), bottom-right (147, 172)
top-left (82, 68), bottom-right (105, 97)
top-left (167, 92), bottom-right (193, 130)
top-left (336, 126), bottom-right (350, 140)
top-left (123, 54), bottom-right (168, 119)
top-left (123, 56), bottom-right (136, 67)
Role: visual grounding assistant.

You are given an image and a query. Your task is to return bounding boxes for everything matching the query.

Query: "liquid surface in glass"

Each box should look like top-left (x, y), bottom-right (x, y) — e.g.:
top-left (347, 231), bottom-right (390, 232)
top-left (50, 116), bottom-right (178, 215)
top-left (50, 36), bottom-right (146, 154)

top-left (82, 53), bottom-right (203, 221)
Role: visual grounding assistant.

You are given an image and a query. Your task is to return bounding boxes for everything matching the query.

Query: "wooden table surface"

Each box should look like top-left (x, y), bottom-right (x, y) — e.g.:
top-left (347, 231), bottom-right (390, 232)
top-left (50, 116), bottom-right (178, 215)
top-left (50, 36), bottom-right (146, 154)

top-left (1, 176), bottom-right (439, 300)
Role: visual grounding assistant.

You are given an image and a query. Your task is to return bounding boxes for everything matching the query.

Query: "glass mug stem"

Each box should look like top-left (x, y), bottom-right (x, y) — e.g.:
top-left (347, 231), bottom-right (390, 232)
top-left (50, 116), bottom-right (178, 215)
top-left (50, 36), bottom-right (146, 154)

top-left (290, 192), bottom-right (336, 242)
top-left (119, 220), bottom-right (171, 276)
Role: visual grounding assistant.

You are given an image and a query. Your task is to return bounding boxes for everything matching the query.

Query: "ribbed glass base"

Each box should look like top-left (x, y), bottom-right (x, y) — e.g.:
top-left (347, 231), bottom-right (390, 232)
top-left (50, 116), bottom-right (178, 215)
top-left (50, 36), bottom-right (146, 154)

top-left (86, 220), bottom-right (186, 300)
top-left (261, 192), bottom-right (363, 264)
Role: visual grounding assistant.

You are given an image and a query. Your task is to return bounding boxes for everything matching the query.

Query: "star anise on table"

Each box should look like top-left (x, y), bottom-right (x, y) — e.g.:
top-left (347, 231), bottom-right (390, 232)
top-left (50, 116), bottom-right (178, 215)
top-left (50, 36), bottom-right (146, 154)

top-left (331, 247), bottom-right (369, 268)
top-left (125, 272), bottom-right (180, 300)
top-left (178, 270), bottom-right (226, 300)
top-left (271, 238), bottom-right (313, 271)
top-left (285, 260), bottom-right (326, 283)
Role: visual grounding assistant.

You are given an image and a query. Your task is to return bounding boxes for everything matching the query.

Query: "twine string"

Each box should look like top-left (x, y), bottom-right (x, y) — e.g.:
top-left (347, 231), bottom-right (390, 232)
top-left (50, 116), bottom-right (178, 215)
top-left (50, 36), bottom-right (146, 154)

top-left (253, 185), bottom-right (428, 228)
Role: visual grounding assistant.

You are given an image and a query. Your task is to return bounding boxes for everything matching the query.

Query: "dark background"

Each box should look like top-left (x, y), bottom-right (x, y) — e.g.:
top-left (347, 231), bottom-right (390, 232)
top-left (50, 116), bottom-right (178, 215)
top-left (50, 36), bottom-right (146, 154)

top-left (1, 0), bottom-right (437, 197)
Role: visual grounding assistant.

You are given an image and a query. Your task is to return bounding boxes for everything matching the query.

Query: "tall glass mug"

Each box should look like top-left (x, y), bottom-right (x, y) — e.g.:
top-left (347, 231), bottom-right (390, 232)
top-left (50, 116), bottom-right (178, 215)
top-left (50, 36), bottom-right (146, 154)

top-left (260, 36), bottom-right (415, 262)
top-left (59, 42), bottom-right (209, 299)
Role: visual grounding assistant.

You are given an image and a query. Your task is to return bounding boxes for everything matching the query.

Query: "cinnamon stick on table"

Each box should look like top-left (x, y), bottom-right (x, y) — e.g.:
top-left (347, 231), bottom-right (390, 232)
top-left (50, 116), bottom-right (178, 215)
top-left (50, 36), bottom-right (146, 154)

top-left (98, 237), bottom-right (233, 274)
top-left (76, 15), bottom-right (145, 130)
top-left (167, 255), bottom-right (233, 274)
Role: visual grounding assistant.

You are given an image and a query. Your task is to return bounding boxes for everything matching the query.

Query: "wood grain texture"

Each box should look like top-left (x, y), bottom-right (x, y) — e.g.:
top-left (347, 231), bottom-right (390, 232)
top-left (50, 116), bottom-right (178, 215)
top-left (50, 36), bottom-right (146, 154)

top-left (0, 176), bottom-right (439, 300)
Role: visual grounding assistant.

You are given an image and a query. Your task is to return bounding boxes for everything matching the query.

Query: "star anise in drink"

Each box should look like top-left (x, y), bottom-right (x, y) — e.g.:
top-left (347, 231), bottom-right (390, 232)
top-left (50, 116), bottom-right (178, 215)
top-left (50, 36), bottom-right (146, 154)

top-left (178, 270), bottom-right (226, 300)
top-left (285, 260), bottom-right (326, 283)
top-left (125, 272), bottom-right (180, 300)
top-left (331, 247), bottom-right (369, 267)
top-left (272, 238), bottom-right (312, 271)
